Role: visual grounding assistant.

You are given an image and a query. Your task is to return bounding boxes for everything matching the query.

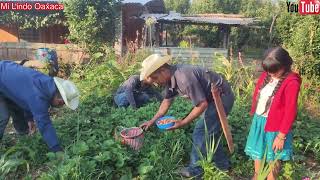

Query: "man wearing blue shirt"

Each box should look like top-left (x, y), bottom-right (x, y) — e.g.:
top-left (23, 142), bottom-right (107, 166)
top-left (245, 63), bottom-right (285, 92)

top-left (114, 75), bottom-right (162, 109)
top-left (0, 60), bottom-right (80, 152)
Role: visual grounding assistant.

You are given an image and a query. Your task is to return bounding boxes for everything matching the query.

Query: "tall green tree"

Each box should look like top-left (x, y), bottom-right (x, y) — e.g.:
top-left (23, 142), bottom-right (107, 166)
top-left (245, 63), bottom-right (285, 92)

top-left (0, 9), bottom-right (64, 30)
top-left (232, 0), bottom-right (278, 49)
top-left (64, 0), bottom-right (120, 54)
top-left (164, 0), bottom-right (190, 14)
top-left (181, 0), bottom-right (243, 48)
top-left (275, 9), bottom-right (320, 77)
top-left (190, 0), bottom-right (241, 14)
top-left (0, 8), bottom-right (64, 42)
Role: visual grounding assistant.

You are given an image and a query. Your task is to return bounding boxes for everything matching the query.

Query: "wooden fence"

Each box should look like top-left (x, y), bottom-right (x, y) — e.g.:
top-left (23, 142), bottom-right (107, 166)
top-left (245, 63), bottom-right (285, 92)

top-left (0, 42), bottom-right (89, 64)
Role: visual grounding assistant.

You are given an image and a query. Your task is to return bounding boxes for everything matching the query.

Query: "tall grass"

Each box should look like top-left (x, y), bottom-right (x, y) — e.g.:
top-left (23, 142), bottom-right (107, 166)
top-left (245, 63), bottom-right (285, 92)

top-left (256, 150), bottom-right (280, 180)
top-left (70, 49), bottom-right (151, 100)
top-left (0, 146), bottom-right (35, 179)
top-left (195, 122), bottom-right (230, 180)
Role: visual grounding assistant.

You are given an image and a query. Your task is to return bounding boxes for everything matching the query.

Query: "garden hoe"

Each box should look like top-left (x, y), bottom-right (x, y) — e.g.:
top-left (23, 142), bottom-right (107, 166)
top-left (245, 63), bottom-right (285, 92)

top-left (210, 76), bottom-right (234, 154)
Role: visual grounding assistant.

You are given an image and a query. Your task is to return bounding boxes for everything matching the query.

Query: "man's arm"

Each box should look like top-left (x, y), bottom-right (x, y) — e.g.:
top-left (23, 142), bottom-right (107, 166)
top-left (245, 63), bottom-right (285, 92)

top-left (182, 100), bottom-right (208, 125)
top-left (125, 87), bottom-right (137, 108)
top-left (168, 72), bottom-right (208, 130)
top-left (33, 112), bottom-right (62, 152)
top-left (140, 98), bottom-right (173, 130)
top-left (124, 77), bottom-right (140, 108)
top-left (168, 100), bottom-right (208, 130)
top-left (150, 98), bottom-right (173, 123)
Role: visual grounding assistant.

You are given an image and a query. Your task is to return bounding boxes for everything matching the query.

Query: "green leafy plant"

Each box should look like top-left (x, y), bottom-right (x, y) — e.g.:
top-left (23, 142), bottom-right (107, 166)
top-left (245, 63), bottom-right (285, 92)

top-left (256, 149), bottom-right (280, 180)
top-left (1, 47), bottom-right (319, 179)
top-left (195, 122), bottom-right (230, 180)
top-left (64, 0), bottom-right (120, 55)
top-left (179, 40), bottom-right (190, 48)
top-left (0, 146), bottom-right (34, 179)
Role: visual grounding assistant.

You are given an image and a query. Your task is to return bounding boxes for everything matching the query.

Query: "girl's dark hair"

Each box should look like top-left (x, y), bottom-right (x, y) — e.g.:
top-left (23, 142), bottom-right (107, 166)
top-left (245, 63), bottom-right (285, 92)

top-left (257, 47), bottom-right (293, 114)
top-left (262, 46), bottom-right (293, 73)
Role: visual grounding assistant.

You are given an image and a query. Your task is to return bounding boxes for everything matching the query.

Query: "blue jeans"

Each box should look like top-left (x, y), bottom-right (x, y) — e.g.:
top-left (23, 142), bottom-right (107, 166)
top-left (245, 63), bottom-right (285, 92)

top-left (114, 92), bottom-right (150, 108)
top-left (189, 91), bottom-right (234, 174)
top-left (0, 95), bottom-right (29, 140)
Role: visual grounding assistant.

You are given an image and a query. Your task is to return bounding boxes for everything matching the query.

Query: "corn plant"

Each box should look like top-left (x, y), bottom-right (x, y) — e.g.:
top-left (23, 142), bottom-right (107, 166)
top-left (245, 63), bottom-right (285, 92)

top-left (256, 148), bottom-right (280, 180)
top-left (195, 122), bottom-right (230, 180)
top-left (213, 53), bottom-right (255, 100)
top-left (0, 146), bottom-right (34, 179)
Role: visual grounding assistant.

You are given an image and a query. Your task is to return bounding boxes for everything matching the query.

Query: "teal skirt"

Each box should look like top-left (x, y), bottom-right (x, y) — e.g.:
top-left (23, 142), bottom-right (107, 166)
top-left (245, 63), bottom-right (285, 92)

top-left (244, 114), bottom-right (293, 162)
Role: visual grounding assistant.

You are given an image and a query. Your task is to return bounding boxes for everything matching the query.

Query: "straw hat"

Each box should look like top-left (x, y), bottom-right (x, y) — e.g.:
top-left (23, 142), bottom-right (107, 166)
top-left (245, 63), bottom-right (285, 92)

top-left (140, 54), bottom-right (171, 81)
top-left (53, 77), bottom-right (80, 110)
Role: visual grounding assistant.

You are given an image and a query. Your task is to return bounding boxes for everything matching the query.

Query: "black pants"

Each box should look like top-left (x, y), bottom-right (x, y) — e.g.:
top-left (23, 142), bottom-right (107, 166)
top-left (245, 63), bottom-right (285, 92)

top-left (0, 95), bottom-right (29, 139)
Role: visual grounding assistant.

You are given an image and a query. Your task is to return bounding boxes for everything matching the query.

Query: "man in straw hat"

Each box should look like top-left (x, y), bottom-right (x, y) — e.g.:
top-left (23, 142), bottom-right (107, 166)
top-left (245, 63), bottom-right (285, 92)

top-left (140, 54), bottom-right (234, 177)
top-left (0, 60), bottom-right (79, 152)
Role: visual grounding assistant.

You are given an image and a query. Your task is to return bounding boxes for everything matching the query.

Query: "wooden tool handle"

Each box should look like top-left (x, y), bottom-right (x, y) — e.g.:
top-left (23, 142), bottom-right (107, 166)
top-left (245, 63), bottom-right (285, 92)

top-left (211, 84), bottom-right (234, 154)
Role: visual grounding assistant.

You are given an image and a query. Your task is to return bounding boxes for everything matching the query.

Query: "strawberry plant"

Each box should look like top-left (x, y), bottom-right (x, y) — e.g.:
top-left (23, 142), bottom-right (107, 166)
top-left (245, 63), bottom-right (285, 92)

top-left (1, 51), bottom-right (319, 179)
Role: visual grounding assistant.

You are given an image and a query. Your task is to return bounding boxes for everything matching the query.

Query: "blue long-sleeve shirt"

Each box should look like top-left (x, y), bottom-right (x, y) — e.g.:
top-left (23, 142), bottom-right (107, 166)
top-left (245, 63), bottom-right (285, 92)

top-left (116, 75), bottom-right (140, 108)
top-left (0, 60), bottom-right (60, 151)
top-left (116, 75), bottom-right (162, 108)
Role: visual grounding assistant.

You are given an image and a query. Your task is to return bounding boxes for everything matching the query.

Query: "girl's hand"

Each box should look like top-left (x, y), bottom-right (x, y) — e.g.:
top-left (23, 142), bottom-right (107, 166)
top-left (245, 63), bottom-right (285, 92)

top-left (167, 120), bottom-right (186, 131)
top-left (272, 134), bottom-right (286, 153)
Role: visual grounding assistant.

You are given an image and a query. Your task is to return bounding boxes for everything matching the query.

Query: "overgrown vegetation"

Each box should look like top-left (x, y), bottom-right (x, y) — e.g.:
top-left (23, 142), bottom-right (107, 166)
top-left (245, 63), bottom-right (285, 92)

top-left (0, 0), bottom-right (319, 179)
top-left (63, 0), bottom-right (120, 55)
top-left (162, 0), bottom-right (319, 81)
top-left (0, 8), bottom-right (64, 30)
top-left (275, 10), bottom-right (320, 78)
top-left (1, 51), bottom-right (319, 179)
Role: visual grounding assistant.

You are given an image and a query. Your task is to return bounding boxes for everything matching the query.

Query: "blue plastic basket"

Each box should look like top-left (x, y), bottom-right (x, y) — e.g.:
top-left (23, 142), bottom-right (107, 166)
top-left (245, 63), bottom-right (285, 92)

top-left (156, 116), bottom-right (175, 131)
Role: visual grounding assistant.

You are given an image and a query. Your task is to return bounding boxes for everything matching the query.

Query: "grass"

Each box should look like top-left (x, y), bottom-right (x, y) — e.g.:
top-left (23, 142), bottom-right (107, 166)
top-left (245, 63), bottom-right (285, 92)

top-left (195, 122), bottom-right (230, 180)
top-left (1, 95), bottom-right (319, 179)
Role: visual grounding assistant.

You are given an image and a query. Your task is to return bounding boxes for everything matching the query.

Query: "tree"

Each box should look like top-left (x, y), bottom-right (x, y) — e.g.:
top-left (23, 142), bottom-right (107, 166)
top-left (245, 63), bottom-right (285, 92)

top-left (190, 0), bottom-right (241, 14)
top-left (164, 0), bottom-right (190, 14)
top-left (180, 0), bottom-right (242, 48)
top-left (0, 10), bottom-right (64, 29)
top-left (228, 0), bottom-right (279, 50)
top-left (0, 9), bottom-right (64, 42)
top-left (63, 0), bottom-right (120, 54)
top-left (275, 9), bottom-right (320, 78)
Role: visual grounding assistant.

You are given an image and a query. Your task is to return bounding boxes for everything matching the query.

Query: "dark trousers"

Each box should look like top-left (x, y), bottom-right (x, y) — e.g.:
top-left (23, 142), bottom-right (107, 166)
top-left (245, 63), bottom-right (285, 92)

top-left (189, 91), bottom-right (235, 173)
top-left (114, 92), bottom-right (151, 108)
top-left (0, 95), bottom-right (29, 140)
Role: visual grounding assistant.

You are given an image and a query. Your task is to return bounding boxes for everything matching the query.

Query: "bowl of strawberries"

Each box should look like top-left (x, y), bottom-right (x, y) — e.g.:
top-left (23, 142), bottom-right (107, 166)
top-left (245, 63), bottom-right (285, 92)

top-left (156, 116), bottom-right (176, 131)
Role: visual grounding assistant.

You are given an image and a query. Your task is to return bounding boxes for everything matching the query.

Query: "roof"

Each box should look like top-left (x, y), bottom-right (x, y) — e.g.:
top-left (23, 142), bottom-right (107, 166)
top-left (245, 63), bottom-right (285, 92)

top-left (122, 0), bottom-right (153, 5)
top-left (141, 12), bottom-right (258, 26)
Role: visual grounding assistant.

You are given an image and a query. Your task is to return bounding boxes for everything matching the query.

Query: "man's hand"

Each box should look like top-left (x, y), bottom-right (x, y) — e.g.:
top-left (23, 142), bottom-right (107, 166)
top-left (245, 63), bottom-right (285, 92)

top-left (28, 121), bottom-right (36, 135)
top-left (167, 120), bottom-right (186, 130)
top-left (139, 120), bottom-right (155, 131)
top-left (140, 98), bottom-right (173, 131)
